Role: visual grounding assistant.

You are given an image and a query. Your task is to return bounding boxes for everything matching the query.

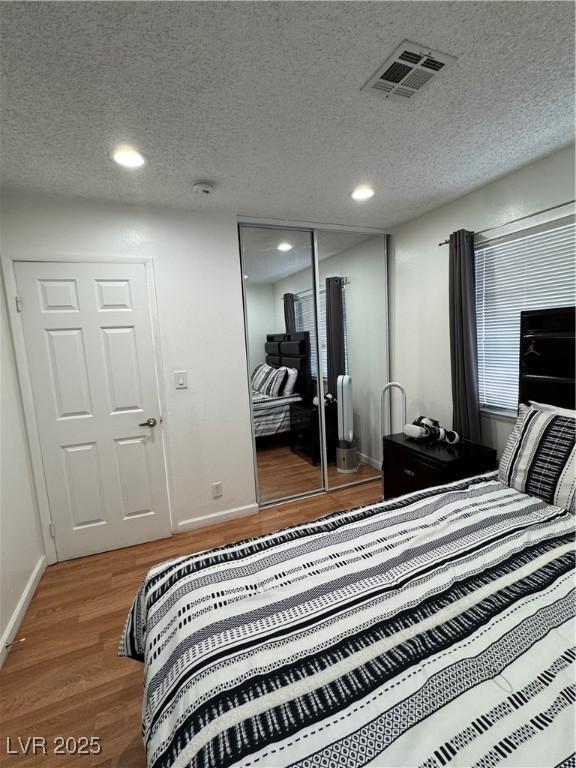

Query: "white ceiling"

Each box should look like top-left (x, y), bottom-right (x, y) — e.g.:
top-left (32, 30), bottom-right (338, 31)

top-left (1, 2), bottom-right (574, 229)
top-left (241, 228), bottom-right (374, 284)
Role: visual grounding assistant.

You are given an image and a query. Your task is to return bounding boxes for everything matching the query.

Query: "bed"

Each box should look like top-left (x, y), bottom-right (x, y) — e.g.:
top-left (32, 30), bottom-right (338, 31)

top-left (120, 309), bottom-right (575, 768)
top-left (251, 332), bottom-right (313, 440)
top-left (120, 469), bottom-right (575, 768)
top-left (252, 391), bottom-right (303, 438)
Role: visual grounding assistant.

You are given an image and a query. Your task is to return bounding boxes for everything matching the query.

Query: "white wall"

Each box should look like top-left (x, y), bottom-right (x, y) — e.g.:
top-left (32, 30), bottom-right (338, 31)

top-left (0, 190), bottom-right (257, 533)
top-left (245, 283), bottom-right (277, 371)
top-left (272, 236), bottom-right (388, 463)
top-left (0, 274), bottom-right (46, 667)
top-left (388, 145), bottom-right (576, 456)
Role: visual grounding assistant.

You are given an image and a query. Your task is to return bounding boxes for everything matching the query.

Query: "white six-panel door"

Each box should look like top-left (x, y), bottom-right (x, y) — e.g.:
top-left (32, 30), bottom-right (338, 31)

top-left (14, 261), bottom-right (171, 560)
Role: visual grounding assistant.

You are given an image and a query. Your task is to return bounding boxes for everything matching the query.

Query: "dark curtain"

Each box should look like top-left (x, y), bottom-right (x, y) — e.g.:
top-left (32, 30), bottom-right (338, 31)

top-left (283, 293), bottom-right (297, 334)
top-left (326, 277), bottom-right (346, 396)
top-left (449, 229), bottom-right (482, 442)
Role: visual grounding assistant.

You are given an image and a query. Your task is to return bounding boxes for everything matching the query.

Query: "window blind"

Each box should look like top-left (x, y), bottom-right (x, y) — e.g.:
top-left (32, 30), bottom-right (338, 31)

top-left (295, 289), bottom-right (349, 380)
top-left (474, 219), bottom-right (575, 412)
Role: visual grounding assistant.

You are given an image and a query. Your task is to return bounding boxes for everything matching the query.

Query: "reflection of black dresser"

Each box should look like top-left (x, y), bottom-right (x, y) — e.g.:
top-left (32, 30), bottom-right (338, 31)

top-left (290, 402), bottom-right (337, 465)
top-left (519, 306), bottom-right (575, 408)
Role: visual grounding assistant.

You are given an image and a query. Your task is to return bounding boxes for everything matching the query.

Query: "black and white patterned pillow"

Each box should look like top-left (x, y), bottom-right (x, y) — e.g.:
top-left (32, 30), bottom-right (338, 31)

top-left (251, 363), bottom-right (286, 397)
top-left (251, 363), bottom-right (275, 392)
top-left (259, 367), bottom-right (287, 397)
top-left (498, 402), bottom-right (576, 511)
top-left (251, 363), bottom-right (267, 391)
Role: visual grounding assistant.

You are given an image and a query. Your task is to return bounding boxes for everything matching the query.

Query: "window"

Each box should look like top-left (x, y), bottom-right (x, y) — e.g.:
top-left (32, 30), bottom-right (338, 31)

top-left (475, 218), bottom-right (575, 412)
top-left (295, 289), bottom-right (349, 380)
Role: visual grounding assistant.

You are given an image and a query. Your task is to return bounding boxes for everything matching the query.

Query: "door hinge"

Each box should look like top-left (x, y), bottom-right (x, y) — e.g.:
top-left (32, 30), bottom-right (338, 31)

top-left (15, 296), bottom-right (23, 313)
top-left (49, 521), bottom-right (55, 539)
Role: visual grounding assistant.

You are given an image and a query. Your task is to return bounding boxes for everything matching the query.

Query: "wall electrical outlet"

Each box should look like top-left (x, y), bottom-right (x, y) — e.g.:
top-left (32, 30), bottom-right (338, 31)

top-left (211, 481), bottom-right (223, 499)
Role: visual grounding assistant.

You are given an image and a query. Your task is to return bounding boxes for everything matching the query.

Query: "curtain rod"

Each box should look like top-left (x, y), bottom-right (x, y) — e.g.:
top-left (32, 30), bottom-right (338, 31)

top-left (437, 199), bottom-right (575, 246)
top-left (280, 279), bottom-right (350, 300)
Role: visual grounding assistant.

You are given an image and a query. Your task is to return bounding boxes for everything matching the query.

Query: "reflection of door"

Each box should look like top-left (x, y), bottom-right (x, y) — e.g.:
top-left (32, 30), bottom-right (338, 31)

top-left (15, 261), bottom-right (171, 561)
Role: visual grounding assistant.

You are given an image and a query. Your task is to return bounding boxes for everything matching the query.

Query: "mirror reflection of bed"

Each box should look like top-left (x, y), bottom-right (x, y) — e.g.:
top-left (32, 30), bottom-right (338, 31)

top-left (241, 226), bottom-right (384, 504)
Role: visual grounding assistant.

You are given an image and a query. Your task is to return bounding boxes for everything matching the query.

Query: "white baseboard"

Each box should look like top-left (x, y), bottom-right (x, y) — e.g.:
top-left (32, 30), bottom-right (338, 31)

top-left (0, 555), bottom-right (46, 670)
top-left (358, 452), bottom-right (382, 470)
top-left (176, 503), bottom-right (259, 532)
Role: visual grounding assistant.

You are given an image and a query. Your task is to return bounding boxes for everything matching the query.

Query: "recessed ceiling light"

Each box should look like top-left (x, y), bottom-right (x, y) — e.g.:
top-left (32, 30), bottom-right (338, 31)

top-left (277, 242), bottom-right (293, 252)
top-left (351, 185), bottom-right (374, 201)
top-left (111, 144), bottom-right (146, 169)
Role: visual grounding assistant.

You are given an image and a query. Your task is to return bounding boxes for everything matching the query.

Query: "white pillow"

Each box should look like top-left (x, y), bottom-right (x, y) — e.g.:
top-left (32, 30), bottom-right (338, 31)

top-left (529, 401), bottom-right (576, 418)
top-left (281, 367), bottom-right (298, 396)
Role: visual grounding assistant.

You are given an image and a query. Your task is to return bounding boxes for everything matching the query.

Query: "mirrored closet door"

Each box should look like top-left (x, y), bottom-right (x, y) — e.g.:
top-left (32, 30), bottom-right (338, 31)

top-left (240, 225), bottom-right (324, 503)
top-left (240, 224), bottom-right (386, 506)
top-left (316, 232), bottom-right (386, 489)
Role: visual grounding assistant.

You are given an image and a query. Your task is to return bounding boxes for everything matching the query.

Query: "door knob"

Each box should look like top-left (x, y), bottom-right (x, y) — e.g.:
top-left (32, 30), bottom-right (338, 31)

top-left (139, 417), bottom-right (158, 428)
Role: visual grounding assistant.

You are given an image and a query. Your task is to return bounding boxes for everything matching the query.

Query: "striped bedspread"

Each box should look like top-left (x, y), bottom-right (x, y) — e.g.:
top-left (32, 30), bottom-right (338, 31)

top-left (119, 473), bottom-right (576, 768)
top-left (252, 391), bottom-right (302, 437)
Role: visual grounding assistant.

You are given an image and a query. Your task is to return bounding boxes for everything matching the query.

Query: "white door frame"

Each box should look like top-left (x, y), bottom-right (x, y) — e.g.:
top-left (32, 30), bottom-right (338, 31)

top-left (1, 253), bottom-right (172, 565)
top-left (238, 216), bottom-right (389, 235)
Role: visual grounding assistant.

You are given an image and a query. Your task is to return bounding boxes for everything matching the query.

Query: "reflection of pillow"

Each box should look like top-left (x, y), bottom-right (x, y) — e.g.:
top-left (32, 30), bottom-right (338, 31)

top-left (252, 363), bottom-right (276, 392)
top-left (529, 401), bottom-right (576, 418)
top-left (260, 367), bottom-right (287, 397)
top-left (251, 363), bottom-right (266, 390)
top-left (252, 363), bottom-right (280, 395)
top-left (498, 403), bottom-right (575, 510)
top-left (281, 367), bottom-right (298, 396)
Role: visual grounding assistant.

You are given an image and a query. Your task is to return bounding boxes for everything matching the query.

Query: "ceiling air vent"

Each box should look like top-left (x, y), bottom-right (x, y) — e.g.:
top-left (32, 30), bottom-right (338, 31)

top-left (363, 40), bottom-right (456, 102)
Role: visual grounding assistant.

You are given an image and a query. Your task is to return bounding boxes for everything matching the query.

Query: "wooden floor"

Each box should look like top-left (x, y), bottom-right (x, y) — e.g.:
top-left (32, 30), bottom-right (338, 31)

top-left (0, 480), bottom-right (382, 767)
top-left (257, 443), bottom-right (381, 502)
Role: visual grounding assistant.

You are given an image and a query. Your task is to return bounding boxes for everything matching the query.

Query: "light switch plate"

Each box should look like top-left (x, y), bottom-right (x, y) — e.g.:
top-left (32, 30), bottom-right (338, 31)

top-left (174, 370), bottom-right (188, 389)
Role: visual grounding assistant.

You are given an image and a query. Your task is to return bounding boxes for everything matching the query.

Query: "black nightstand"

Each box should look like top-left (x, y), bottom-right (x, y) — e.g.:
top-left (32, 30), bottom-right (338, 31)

top-left (290, 402), bottom-right (337, 465)
top-left (382, 433), bottom-right (497, 500)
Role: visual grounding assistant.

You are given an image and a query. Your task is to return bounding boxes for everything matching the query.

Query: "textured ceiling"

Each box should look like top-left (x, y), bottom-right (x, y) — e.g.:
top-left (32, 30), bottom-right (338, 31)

top-left (1, 2), bottom-right (574, 229)
top-left (241, 228), bottom-right (373, 284)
